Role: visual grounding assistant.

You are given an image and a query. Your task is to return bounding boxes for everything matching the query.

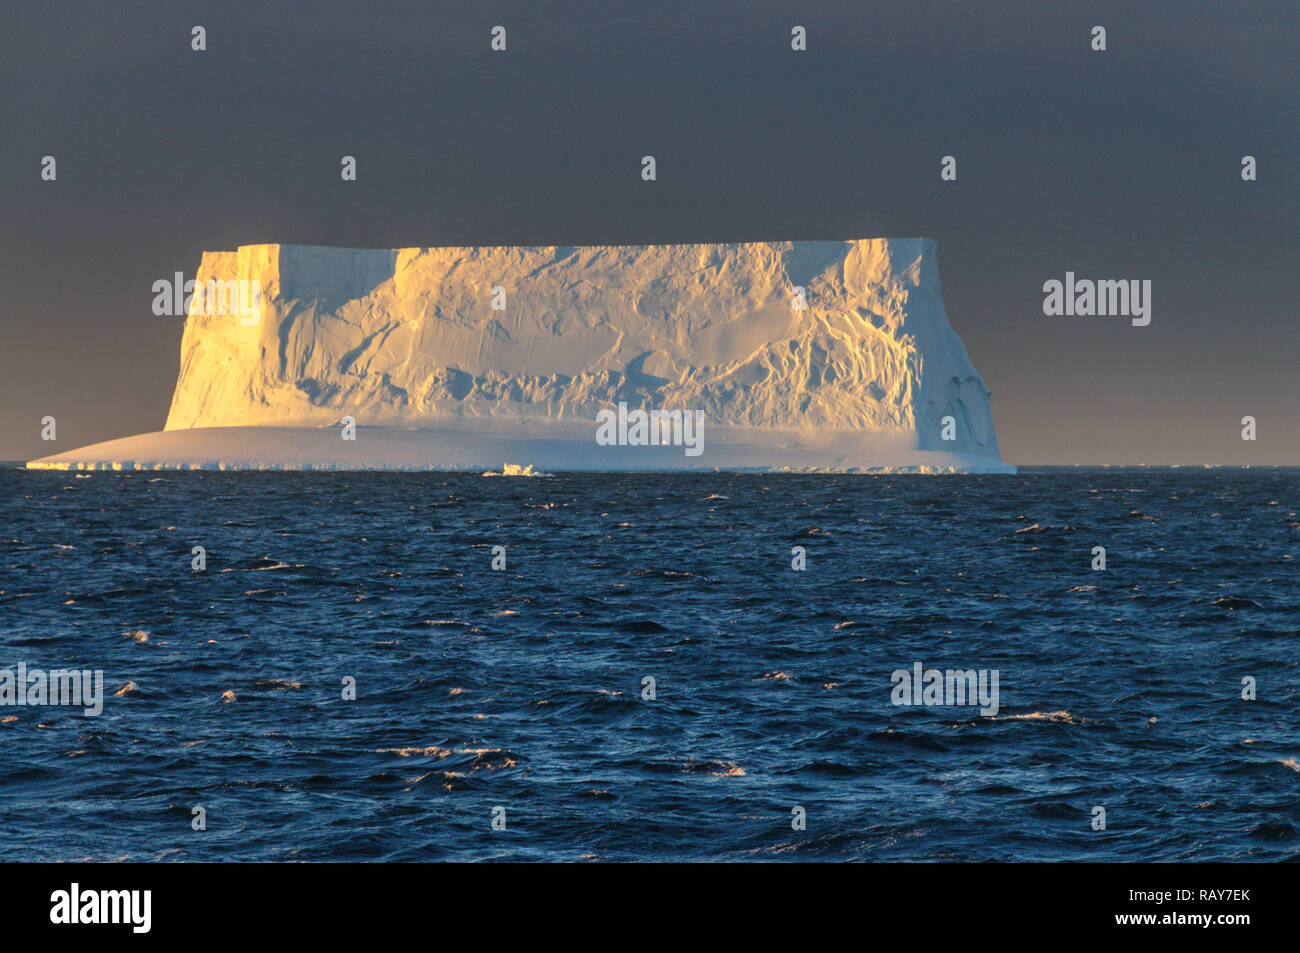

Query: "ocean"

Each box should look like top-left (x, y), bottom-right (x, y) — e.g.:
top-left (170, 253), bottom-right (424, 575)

top-left (1, 467), bottom-right (1296, 861)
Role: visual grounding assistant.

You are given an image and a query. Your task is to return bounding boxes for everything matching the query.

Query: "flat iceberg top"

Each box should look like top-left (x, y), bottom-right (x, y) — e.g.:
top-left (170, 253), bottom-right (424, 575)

top-left (35, 239), bottom-right (1013, 472)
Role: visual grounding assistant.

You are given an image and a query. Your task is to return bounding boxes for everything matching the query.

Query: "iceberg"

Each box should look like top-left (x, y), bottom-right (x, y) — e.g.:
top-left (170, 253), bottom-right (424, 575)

top-left (483, 464), bottom-right (552, 477)
top-left (28, 239), bottom-right (1015, 473)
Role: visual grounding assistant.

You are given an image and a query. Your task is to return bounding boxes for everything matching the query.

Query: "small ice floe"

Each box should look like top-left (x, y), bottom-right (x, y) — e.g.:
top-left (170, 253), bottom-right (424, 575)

top-left (377, 745), bottom-right (452, 759)
top-left (482, 463), bottom-right (552, 477)
top-left (1212, 595), bottom-right (1262, 609)
top-left (252, 678), bottom-right (301, 690)
top-left (996, 710), bottom-right (1086, 725)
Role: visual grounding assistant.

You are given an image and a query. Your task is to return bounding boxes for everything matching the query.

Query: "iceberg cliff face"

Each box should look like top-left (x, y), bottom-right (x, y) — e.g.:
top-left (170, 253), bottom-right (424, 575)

top-left (29, 239), bottom-right (1014, 472)
top-left (164, 240), bottom-right (1003, 456)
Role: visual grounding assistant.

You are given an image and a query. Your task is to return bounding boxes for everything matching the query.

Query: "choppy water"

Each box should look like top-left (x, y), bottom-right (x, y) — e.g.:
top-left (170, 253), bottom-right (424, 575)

top-left (0, 467), bottom-right (1296, 861)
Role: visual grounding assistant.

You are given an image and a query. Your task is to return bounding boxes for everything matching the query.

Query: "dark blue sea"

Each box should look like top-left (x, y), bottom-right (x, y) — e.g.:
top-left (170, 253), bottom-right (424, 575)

top-left (1, 467), bottom-right (1296, 862)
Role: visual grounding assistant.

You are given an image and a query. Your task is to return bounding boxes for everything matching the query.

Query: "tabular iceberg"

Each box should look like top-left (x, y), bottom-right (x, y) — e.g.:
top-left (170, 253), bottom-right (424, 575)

top-left (28, 239), bottom-right (1015, 472)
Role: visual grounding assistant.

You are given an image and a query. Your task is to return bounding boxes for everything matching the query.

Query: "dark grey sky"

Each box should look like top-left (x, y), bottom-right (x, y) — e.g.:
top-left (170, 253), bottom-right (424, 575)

top-left (2, 1), bottom-right (1295, 464)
